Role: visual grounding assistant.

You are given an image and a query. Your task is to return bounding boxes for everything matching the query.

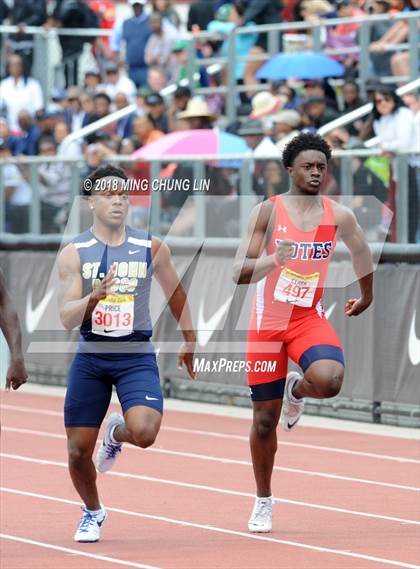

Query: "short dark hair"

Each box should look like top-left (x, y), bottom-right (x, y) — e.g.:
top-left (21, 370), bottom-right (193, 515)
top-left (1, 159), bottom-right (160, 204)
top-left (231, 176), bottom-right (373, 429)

top-left (234, 0), bottom-right (246, 16)
top-left (282, 133), bottom-right (332, 168)
top-left (84, 165), bottom-right (129, 194)
top-left (39, 135), bottom-right (57, 149)
top-left (93, 92), bottom-right (112, 105)
top-left (174, 85), bottom-right (191, 99)
top-left (344, 80), bottom-right (359, 92)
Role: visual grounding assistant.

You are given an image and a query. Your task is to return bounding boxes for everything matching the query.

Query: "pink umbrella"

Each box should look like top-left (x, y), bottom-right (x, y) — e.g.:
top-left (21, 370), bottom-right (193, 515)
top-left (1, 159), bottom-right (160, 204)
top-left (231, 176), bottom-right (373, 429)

top-left (132, 129), bottom-right (249, 158)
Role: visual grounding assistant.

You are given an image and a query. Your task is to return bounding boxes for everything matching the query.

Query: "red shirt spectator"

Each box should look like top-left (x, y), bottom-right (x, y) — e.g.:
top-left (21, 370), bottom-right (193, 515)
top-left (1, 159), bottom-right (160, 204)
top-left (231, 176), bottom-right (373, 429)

top-left (89, 0), bottom-right (116, 58)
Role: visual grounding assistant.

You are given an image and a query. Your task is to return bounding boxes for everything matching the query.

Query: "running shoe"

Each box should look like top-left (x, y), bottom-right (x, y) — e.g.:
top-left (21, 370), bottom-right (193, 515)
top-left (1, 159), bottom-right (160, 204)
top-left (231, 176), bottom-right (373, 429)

top-left (95, 412), bottom-right (125, 473)
top-left (248, 496), bottom-right (274, 533)
top-left (281, 371), bottom-right (304, 431)
top-left (74, 507), bottom-right (107, 542)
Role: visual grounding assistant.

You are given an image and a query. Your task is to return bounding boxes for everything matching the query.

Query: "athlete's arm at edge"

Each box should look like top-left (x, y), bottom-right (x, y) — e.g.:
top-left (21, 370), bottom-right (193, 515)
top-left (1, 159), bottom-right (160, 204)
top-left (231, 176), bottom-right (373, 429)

top-left (335, 204), bottom-right (374, 316)
top-left (152, 237), bottom-right (197, 379)
top-left (0, 269), bottom-right (28, 390)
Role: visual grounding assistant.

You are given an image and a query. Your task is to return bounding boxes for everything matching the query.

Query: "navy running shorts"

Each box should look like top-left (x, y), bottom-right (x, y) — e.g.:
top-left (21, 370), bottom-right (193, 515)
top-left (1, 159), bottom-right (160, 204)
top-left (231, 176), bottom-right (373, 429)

top-left (64, 351), bottom-right (163, 428)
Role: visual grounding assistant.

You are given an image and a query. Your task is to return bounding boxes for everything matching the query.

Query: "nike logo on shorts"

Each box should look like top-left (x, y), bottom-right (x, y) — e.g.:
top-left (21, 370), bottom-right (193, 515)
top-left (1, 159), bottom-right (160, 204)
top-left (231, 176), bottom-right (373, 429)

top-left (145, 395), bottom-right (159, 401)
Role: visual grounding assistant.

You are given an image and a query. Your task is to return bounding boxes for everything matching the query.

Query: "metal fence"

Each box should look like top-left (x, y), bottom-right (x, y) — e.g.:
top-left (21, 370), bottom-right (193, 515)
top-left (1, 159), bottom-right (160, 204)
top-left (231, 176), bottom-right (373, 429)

top-left (1, 149), bottom-right (417, 243)
top-left (0, 9), bottom-right (419, 113)
top-left (192, 11), bottom-right (420, 122)
top-left (0, 24), bottom-right (113, 102)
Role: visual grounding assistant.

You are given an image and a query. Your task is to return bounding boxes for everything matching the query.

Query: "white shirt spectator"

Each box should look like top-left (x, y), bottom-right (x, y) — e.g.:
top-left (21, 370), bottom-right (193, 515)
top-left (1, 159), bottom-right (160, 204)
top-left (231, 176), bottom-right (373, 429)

top-left (71, 111), bottom-right (86, 133)
top-left (373, 106), bottom-right (417, 165)
top-left (103, 75), bottom-right (137, 103)
top-left (412, 107), bottom-right (420, 169)
top-left (57, 140), bottom-right (82, 159)
top-left (3, 163), bottom-right (32, 206)
top-left (145, 31), bottom-right (174, 68)
top-left (38, 161), bottom-right (72, 208)
top-left (0, 76), bottom-right (44, 130)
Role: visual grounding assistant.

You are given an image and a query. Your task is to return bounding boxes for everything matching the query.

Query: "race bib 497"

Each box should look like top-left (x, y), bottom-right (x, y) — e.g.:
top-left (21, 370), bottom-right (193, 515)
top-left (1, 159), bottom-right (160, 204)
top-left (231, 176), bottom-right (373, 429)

top-left (274, 268), bottom-right (320, 308)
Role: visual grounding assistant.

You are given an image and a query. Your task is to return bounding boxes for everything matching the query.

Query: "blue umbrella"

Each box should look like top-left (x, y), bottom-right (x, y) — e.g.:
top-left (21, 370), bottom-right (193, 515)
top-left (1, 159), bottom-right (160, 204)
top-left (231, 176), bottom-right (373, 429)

top-left (256, 51), bottom-right (345, 80)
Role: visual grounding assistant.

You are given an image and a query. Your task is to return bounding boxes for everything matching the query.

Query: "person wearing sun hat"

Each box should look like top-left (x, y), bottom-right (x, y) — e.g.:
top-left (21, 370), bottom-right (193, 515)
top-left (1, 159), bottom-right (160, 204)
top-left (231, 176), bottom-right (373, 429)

top-left (270, 109), bottom-right (302, 154)
top-left (249, 91), bottom-right (283, 120)
top-left (237, 119), bottom-right (265, 150)
top-left (176, 97), bottom-right (217, 129)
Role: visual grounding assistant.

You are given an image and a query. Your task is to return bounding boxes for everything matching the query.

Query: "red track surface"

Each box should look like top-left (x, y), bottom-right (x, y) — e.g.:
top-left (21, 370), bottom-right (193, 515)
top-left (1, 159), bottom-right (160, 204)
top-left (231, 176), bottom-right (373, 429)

top-left (1, 391), bottom-right (419, 569)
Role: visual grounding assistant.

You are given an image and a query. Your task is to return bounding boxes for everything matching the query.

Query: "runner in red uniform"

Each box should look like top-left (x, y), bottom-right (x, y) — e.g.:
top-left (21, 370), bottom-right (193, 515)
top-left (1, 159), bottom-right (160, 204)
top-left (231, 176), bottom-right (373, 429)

top-left (233, 133), bottom-right (373, 533)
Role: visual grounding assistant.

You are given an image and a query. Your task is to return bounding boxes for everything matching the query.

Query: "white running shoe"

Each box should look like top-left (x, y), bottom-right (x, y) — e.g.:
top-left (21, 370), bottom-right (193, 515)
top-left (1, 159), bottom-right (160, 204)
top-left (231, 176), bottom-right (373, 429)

top-left (96, 413), bottom-right (125, 473)
top-left (281, 371), bottom-right (305, 432)
top-left (248, 496), bottom-right (274, 533)
top-left (74, 507), bottom-right (107, 542)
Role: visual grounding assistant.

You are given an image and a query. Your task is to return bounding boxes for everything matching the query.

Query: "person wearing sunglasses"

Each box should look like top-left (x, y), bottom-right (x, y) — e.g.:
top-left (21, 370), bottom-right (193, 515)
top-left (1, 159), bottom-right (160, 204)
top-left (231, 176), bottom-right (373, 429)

top-left (372, 86), bottom-right (419, 242)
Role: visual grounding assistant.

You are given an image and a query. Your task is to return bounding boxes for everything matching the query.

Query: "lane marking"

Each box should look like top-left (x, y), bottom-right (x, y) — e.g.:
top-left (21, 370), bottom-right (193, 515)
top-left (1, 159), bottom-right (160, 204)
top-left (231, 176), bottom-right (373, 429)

top-left (2, 429), bottom-right (419, 492)
top-left (0, 533), bottom-right (161, 569)
top-left (2, 487), bottom-right (419, 569)
top-left (2, 406), bottom-right (418, 463)
top-left (148, 448), bottom-right (420, 491)
top-left (162, 426), bottom-right (420, 464)
top-left (1, 449), bottom-right (419, 525)
top-left (4, 388), bottom-right (419, 439)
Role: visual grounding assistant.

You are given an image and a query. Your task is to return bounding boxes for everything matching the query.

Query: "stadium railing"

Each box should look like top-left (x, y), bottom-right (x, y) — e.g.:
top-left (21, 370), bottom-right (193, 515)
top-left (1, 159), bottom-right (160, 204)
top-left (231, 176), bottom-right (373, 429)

top-left (1, 149), bottom-right (418, 243)
top-left (192, 11), bottom-right (420, 122)
top-left (0, 9), bottom-right (419, 117)
top-left (318, 78), bottom-right (420, 141)
top-left (56, 77), bottom-right (420, 153)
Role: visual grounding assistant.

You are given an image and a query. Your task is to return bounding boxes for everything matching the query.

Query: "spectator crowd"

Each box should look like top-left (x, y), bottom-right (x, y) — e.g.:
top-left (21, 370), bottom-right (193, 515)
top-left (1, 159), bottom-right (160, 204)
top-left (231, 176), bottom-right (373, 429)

top-left (0, 0), bottom-right (419, 240)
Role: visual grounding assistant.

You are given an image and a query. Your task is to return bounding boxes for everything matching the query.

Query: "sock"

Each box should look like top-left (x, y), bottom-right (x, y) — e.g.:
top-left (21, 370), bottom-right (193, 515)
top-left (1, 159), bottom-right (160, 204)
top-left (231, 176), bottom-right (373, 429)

top-left (256, 495), bottom-right (272, 502)
top-left (87, 504), bottom-right (105, 517)
top-left (109, 424), bottom-right (120, 445)
top-left (290, 377), bottom-right (303, 403)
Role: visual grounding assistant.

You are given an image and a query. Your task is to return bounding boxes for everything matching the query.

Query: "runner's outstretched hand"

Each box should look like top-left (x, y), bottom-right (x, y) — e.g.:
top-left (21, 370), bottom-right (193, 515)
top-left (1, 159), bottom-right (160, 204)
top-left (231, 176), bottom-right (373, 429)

top-left (345, 296), bottom-right (372, 317)
top-left (178, 340), bottom-right (197, 380)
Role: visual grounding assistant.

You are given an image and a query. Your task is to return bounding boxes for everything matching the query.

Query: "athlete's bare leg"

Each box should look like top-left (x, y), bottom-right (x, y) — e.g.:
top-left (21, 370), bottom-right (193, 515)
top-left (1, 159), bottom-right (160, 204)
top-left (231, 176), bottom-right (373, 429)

top-left (292, 360), bottom-right (344, 400)
top-left (250, 399), bottom-right (282, 497)
top-left (113, 405), bottom-right (162, 448)
top-left (250, 360), bottom-right (343, 496)
top-left (66, 427), bottom-right (101, 510)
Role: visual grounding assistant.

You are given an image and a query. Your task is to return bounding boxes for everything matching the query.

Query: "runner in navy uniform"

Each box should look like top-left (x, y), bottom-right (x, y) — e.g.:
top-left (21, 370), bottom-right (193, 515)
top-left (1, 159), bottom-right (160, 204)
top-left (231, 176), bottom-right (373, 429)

top-left (58, 165), bottom-right (196, 542)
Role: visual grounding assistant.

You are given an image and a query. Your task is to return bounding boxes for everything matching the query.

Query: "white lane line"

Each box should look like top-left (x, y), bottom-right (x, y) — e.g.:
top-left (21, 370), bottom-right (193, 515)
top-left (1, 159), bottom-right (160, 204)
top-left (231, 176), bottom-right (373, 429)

top-left (163, 426), bottom-right (420, 464)
top-left (2, 427), bottom-right (419, 493)
top-left (148, 447), bottom-right (420, 491)
top-left (2, 404), bottom-right (62, 417)
top-left (7, 383), bottom-right (420, 439)
top-left (2, 405), bottom-right (418, 464)
top-left (1, 450), bottom-right (419, 526)
top-left (0, 533), bottom-right (161, 569)
top-left (4, 426), bottom-right (65, 439)
top-left (2, 487), bottom-right (419, 569)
